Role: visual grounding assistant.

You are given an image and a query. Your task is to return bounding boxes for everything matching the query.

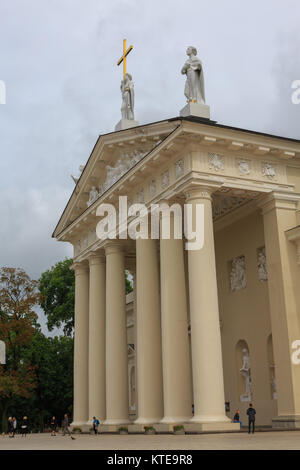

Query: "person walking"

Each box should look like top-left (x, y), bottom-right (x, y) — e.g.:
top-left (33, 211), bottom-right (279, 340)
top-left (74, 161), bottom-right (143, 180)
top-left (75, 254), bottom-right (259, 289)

top-left (62, 414), bottom-right (75, 440)
top-left (92, 417), bottom-right (100, 435)
top-left (50, 416), bottom-right (57, 436)
top-left (246, 404), bottom-right (256, 434)
top-left (21, 416), bottom-right (29, 437)
top-left (7, 417), bottom-right (14, 438)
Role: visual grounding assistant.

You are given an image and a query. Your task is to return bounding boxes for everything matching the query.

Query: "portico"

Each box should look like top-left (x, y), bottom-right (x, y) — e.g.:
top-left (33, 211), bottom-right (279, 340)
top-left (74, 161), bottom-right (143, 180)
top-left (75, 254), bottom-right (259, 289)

top-left (53, 116), bottom-right (300, 432)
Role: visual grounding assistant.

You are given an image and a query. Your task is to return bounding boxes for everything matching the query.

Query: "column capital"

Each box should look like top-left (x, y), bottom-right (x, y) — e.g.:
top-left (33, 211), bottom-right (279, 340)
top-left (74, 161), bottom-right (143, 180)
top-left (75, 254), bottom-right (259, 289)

top-left (184, 183), bottom-right (220, 203)
top-left (103, 241), bottom-right (124, 256)
top-left (70, 261), bottom-right (89, 276)
top-left (88, 252), bottom-right (105, 266)
top-left (257, 191), bottom-right (300, 216)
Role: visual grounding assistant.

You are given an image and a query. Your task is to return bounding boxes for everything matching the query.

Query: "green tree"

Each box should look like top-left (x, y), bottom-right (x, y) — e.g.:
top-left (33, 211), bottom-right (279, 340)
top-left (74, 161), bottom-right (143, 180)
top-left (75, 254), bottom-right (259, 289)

top-left (24, 332), bottom-right (74, 429)
top-left (39, 258), bottom-right (75, 336)
top-left (0, 267), bottom-right (40, 432)
top-left (40, 259), bottom-right (133, 336)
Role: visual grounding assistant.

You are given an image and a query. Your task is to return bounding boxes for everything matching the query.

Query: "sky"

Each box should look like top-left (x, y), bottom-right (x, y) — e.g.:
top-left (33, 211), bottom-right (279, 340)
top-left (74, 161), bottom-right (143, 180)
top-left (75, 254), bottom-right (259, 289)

top-left (0, 0), bottom-right (299, 332)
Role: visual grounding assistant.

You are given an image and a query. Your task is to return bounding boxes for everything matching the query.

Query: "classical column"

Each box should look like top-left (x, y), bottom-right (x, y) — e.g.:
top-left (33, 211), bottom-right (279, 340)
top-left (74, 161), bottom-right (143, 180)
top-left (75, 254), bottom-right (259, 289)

top-left (160, 211), bottom-right (192, 423)
top-left (88, 254), bottom-right (106, 423)
top-left (186, 188), bottom-right (229, 423)
top-left (72, 262), bottom-right (89, 427)
top-left (259, 192), bottom-right (300, 427)
top-left (104, 243), bottom-right (129, 425)
top-left (135, 238), bottom-right (163, 424)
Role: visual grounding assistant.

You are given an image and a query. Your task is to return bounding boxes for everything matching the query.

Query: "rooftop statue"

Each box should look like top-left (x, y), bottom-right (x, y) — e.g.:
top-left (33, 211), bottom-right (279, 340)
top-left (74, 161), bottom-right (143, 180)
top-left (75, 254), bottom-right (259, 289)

top-left (181, 46), bottom-right (206, 104)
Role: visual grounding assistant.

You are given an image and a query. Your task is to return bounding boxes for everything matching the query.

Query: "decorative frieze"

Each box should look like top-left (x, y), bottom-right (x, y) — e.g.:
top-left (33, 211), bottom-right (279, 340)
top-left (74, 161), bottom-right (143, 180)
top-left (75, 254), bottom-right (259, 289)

top-left (230, 255), bottom-right (247, 291)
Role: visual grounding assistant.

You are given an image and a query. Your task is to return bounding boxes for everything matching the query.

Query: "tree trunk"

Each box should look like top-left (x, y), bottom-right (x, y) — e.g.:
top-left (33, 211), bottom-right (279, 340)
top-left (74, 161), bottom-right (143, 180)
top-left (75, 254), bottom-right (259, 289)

top-left (1, 401), bottom-right (9, 433)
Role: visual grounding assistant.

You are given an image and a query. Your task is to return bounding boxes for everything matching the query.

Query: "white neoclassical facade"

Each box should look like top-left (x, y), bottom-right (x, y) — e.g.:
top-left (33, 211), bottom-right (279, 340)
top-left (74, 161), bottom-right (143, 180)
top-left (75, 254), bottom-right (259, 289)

top-left (53, 116), bottom-right (300, 432)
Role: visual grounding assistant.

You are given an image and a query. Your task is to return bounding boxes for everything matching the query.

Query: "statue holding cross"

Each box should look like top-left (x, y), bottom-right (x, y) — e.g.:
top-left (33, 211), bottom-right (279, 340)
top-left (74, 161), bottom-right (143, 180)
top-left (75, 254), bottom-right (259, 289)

top-left (115, 39), bottom-right (139, 131)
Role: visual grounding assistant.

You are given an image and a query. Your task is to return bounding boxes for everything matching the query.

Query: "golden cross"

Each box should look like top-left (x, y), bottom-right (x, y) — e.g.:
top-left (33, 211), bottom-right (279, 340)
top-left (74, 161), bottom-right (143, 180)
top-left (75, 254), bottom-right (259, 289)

top-left (117, 39), bottom-right (133, 79)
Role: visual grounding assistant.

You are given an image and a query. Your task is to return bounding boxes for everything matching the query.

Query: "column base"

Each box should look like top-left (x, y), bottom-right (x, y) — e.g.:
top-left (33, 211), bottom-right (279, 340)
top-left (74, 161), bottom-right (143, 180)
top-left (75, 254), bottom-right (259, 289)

top-left (134, 417), bottom-right (162, 425)
top-left (272, 415), bottom-right (300, 429)
top-left (70, 422), bottom-right (90, 433)
top-left (128, 424), bottom-right (147, 433)
top-left (184, 422), bottom-right (240, 433)
top-left (190, 414), bottom-right (231, 423)
top-left (160, 415), bottom-right (192, 424)
top-left (101, 418), bottom-right (129, 433)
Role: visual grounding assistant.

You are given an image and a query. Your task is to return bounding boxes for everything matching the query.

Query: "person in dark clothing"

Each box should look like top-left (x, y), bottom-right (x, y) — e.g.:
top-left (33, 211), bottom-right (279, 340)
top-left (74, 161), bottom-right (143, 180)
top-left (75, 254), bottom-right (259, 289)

top-left (92, 417), bottom-right (100, 435)
top-left (8, 417), bottom-right (14, 438)
top-left (233, 409), bottom-right (242, 428)
top-left (62, 414), bottom-right (75, 440)
top-left (246, 404), bottom-right (256, 433)
top-left (21, 416), bottom-right (29, 437)
top-left (50, 416), bottom-right (57, 436)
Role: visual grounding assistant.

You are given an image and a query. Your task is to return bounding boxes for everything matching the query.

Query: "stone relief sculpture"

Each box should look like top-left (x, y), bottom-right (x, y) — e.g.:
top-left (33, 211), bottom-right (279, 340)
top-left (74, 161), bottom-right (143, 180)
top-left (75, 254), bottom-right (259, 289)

top-left (161, 170), bottom-right (169, 189)
top-left (149, 179), bottom-right (156, 196)
top-left (262, 163), bottom-right (276, 179)
top-left (238, 160), bottom-right (250, 175)
top-left (257, 247), bottom-right (268, 281)
top-left (87, 186), bottom-right (99, 207)
top-left (230, 256), bottom-right (247, 291)
top-left (98, 150), bottom-right (147, 198)
top-left (175, 159), bottom-right (184, 178)
top-left (240, 348), bottom-right (252, 402)
top-left (208, 153), bottom-right (224, 171)
top-left (120, 73), bottom-right (135, 120)
top-left (181, 46), bottom-right (205, 104)
top-left (138, 189), bottom-right (144, 203)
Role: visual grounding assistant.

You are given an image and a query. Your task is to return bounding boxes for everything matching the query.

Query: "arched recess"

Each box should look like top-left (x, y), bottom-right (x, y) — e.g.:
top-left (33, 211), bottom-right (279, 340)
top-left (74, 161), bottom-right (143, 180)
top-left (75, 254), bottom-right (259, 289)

top-left (130, 366), bottom-right (136, 410)
top-left (236, 340), bottom-right (252, 402)
top-left (267, 334), bottom-right (278, 400)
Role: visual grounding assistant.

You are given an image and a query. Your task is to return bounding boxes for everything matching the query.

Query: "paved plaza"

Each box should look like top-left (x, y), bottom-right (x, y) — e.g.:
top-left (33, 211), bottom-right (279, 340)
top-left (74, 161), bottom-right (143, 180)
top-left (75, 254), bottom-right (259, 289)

top-left (1, 431), bottom-right (300, 450)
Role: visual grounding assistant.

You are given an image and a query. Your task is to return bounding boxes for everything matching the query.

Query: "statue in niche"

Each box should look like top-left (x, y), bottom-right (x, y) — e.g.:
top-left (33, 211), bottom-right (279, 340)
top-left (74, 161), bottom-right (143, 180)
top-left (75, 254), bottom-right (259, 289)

top-left (270, 364), bottom-right (278, 399)
top-left (181, 46), bottom-right (205, 104)
top-left (240, 348), bottom-right (252, 402)
top-left (121, 73), bottom-right (135, 120)
top-left (257, 247), bottom-right (268, 281)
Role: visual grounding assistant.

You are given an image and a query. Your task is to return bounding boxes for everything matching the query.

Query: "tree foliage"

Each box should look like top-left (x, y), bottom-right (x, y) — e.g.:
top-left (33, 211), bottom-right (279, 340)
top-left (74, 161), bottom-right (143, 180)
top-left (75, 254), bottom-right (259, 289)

top-left (0, 267), bottom-right (40, 431)
top-left (39, 258), bottom-right (75, 336)
top-left (39, 259), bottom-right (134, 337)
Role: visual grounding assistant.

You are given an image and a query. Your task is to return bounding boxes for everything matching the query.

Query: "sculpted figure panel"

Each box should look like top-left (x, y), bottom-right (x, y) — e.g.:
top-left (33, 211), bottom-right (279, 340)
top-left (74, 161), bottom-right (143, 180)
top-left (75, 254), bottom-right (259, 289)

top-left (230, 255), bottom-right (247, 291)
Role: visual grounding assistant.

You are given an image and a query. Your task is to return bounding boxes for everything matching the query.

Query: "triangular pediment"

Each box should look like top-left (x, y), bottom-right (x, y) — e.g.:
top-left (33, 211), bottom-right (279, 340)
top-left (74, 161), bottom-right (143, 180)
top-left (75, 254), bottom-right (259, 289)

top-left (53, 119), bottom-right (181, 238)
